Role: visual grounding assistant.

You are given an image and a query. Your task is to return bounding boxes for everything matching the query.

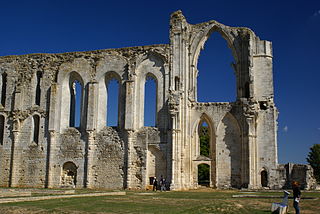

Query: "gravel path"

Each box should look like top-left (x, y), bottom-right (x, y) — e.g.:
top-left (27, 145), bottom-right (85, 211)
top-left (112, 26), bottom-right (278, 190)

top-left (0, 191), bottom-right (126, 204)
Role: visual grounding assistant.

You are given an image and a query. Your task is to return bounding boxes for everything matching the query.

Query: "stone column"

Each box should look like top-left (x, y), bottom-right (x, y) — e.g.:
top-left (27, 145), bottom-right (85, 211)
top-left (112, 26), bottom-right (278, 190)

top-left (85, 82), bottom-right (98, 188)
top-left (85, 130), bottom-right (95, 188)
top-left (124, 80), bottom-right (135, 130)
top-left (247, 117), bottom-right (258, 189)
top-left (9, 120), bottom-right (20, 187)
top-left (9, 88), bottom-right (22, 187)
top-left (47, 130), bottom-right (56, 188)
top-left (125, 130), bottom-right (134, 189)
top-left (47, 83), bottom-right (58, 188)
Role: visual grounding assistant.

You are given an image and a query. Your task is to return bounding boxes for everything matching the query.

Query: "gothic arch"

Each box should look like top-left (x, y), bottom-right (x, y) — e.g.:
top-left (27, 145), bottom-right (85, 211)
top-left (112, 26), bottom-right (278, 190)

top-left (260, 167), bottom-right (269, 188)
top-left (31, 113), bottom-right (41, 144)
top-left (97, 71), bottom-right (122, 130)
top-left (190, 24), bottom-right (240, 70)
top-left (136, 54), bottom-right (165, 128)
top-left (96, 56), bottom-right (126, 131)
top-left (188, 23), bottom-right (254, 101)
top-left (58, 70), bottom-right (86, 132)
top-left (192, 113), bottom-right (215, 158)
top-left (216, 112), bottom-right (242, 188)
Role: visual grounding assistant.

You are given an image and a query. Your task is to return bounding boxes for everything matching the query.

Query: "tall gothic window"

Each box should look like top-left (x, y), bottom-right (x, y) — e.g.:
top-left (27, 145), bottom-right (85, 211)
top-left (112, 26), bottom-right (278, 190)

top-left (106, 78), bottom-right (119, 126)
top-left (35, 71), bottom-right (42, 105)
top-left (33, 115), bottom-right (40, 144)
top-left (144, 75), bottom-right (157, 127)
top-left (70, 80), bottom-right (83, 128)
top-left (1, 73), bottom-right (7, 106)
top-left (199, 121), bottom-right (210, 157)
top-left (197, 31), bottom-right (236, 102)
top-left (0, 115), bottom-right (4, 145)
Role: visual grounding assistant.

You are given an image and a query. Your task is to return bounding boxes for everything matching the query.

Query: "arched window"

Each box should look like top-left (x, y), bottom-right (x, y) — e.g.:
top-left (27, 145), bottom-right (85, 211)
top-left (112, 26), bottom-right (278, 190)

top-left (197, 31), bottom-right (236, 102)
top-left (69, 80), bottom-right (83, 128)
top-left (261, 170), bottom-right (268, 187)
top-left (175, 76), bottom-right (180, 90)
top-left (0, 115), bottom-right (4, 145)
top-left (199, 121), bottom-right (210, 157)
top-left (33, 115), bottom-right (40, 144)
top-left (198, 163), bottom-right (210, 186)
top-left (35, 71), bottom-right (42, 105)
top-left (106, 78), bottom-right (119, 126)
top-left (144, 75), bottom-right (157, 127)
top-left (1, 73), bottom-right (7, 107)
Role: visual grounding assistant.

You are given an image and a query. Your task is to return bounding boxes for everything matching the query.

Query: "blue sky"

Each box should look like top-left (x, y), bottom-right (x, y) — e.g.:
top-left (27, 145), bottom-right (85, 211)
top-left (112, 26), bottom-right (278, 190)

top-left (0, 0), bottom-right (319, 164)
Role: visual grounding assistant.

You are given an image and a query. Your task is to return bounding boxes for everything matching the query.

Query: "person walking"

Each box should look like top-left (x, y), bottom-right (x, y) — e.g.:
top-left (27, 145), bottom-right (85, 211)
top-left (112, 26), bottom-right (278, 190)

top-left (153, 177), bottom-right (158, 191)
top-left (292, 181), bottom-right (301, 214)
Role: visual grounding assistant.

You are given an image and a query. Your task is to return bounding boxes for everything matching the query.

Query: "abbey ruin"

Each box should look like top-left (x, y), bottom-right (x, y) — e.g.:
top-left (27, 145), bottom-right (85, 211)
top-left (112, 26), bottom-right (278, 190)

top-left (0, 11), bottom-right (316, 190)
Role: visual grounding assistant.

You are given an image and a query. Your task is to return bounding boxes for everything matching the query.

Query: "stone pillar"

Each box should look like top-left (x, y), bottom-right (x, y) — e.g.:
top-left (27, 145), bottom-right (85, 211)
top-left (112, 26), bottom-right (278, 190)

top-left (86, 130), bottom-right (95, 188)
top-left (125, 130), bottom-right (134, 189)
top-left (85, 82), bottom-right (98, 188)
top-left (47, 83), bottom-right (58, 188)
top-left (124, 80), bottom-right (135, 130)
top-left (47, 130), bottom-right (56, 188)
top-left (247, 117), bottom-right (258, 189)
top-left (9, 88), bottom-right (22, 187)
top-left (169, 11), bottom-right (188, 190)
top-left (9, 120), bottom-right (20, 187)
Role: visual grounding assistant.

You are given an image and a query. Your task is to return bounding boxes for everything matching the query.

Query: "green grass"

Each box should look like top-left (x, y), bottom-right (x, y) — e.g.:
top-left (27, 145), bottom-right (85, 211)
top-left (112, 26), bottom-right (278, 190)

top-left (0, 190), bottom-right (319, 214)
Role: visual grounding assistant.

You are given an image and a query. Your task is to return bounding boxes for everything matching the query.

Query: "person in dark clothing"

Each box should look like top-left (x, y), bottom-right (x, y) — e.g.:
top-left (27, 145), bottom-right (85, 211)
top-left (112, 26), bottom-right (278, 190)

top-left (292, 181), bottom-right (301, 214)
top-left (153, 177), bottom-right (158, 191)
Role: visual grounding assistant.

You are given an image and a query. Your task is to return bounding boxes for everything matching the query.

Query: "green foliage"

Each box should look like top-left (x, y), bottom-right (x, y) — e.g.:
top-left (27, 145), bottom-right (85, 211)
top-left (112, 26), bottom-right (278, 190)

top-left (306, 144), bottom-right (320, 183)
top-left (199, 126), bottom-right (210, 157)
top-left (198, 164), bottom-right (210, 186)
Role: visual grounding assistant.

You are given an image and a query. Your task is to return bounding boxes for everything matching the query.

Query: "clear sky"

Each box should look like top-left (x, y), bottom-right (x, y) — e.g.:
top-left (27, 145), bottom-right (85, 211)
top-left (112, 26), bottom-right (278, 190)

top-left (0, 0), bottom-right (319, 164)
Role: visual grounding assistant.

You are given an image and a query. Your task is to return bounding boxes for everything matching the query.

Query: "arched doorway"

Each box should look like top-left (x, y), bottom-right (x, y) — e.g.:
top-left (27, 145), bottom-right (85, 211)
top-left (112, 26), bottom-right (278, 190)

top-left (61, 162), bottom-right (77, 188)
top-left (198, 164), bottom-right (210, 186)
top-left (261, 170), bottom-right (268, 187)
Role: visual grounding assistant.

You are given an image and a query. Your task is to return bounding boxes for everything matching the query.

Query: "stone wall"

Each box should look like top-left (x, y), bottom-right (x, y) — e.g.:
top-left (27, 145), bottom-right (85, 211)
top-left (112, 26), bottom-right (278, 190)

top-left (92, 127), bottom-right (125, 189)
top-left (278, 163), bottom-right (317, 190)
top-left (0, 11), bottom-right (305, 190)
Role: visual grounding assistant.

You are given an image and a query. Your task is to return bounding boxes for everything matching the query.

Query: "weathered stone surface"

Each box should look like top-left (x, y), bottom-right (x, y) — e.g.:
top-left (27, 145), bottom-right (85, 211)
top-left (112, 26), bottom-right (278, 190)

top-left (0, 11), bottom-right (312, 190)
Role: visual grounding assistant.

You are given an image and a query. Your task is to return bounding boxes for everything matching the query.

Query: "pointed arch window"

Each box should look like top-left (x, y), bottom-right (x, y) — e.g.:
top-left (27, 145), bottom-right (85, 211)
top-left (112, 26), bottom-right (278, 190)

top-left (199, 121), bottom-right (210, 157)
top-left (197, 31), bottom-right (236, 102)
top-left (33, 115), bottom-right (40, 144)
top-left (144, 75), bottom-right (157, 127)
top-left (1, 73), bottom-right (7, 107)
top-left (35, 71), bottom-right (42, 105)
top-left (70, 80), bottom-right (83, 128)
top-left (106, 78), bottom-right (119, 126)
top-left (0, 115), bottom-right (4, 145)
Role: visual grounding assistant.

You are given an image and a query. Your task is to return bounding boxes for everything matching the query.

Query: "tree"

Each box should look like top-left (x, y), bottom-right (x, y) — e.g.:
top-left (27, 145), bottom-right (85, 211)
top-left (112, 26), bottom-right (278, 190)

top-left (306, 144), bottom-right (320, 183)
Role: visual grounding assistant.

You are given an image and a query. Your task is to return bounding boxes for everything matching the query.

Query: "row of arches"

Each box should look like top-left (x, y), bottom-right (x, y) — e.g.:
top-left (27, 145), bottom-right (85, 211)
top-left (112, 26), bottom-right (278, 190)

top-left (0, 114), bottom-right (40, 145)
top-left (62, 70), bottom-right (158, 130)
top-left (0, 71), bottom-right (42, 108)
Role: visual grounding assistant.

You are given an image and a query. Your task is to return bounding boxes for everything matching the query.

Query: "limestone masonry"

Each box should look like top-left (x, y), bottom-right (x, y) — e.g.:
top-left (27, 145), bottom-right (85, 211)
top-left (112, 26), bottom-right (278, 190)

top-left (0, 11), bottom-right (316, 190)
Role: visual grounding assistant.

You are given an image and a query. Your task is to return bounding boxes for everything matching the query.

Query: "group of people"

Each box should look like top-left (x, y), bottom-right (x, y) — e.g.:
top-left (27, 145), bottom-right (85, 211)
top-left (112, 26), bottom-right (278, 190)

top-left (151, 177), bottom-right (302, 214)
top-left (152, 176), bottom-right (167, 191)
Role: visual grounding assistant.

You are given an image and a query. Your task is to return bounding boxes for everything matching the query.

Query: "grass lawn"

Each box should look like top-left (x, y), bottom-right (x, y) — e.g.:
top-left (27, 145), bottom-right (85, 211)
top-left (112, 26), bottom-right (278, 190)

top-left (0, 189), bottom-right (319, 214)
